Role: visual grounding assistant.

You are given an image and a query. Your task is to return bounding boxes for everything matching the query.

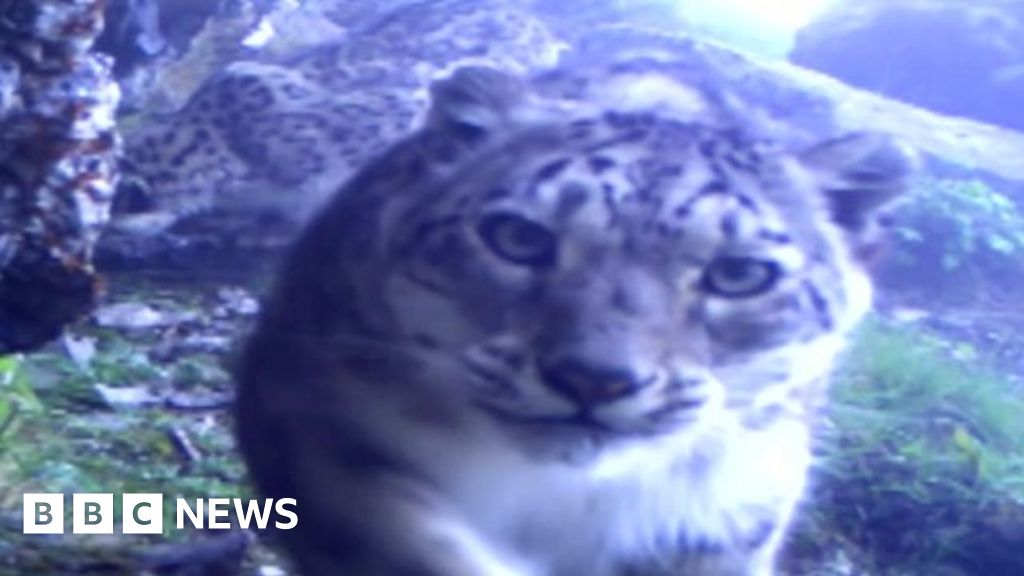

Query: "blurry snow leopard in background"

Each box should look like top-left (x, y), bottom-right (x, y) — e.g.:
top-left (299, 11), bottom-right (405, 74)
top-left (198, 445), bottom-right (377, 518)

top-left (104, 0), bottom-right (565, 263)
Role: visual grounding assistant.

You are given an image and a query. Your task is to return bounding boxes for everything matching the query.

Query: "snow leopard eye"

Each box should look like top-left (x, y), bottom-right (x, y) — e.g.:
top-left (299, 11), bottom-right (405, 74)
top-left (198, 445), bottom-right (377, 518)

top-left (478, 212), bottom-right (557, 268)
top-left (701, 256), bottom-right (780, 298)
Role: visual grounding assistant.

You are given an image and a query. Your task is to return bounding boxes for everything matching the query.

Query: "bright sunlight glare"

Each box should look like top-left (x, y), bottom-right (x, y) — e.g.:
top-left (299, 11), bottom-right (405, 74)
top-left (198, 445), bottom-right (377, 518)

top-left (672, 0), bottom-right (839, 57)
top-left (677, 0), bottom-right (837, 33)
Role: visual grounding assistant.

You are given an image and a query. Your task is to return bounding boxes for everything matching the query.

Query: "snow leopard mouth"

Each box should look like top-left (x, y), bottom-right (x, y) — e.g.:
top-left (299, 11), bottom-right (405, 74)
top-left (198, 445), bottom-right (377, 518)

top-left (476, 401), bottom-right (703, 440)
top-left (467, 365), bottom-right (708, 436)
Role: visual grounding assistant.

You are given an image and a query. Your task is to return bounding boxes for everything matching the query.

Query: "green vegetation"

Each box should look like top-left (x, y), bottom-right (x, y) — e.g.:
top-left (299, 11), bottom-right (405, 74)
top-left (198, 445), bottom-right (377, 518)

top-left (0, 273), bottom-right (270, 573)
top-left (0, 333), bottom-right (245, 532)
top-left (887, 176), bottom-right (1024, 300)
top-left (898, 177), bottom-right (1024, 268)
top-left (0, 356), bottom-right (43, 455)
top-left (793, 318), bottom-right (1024, 574)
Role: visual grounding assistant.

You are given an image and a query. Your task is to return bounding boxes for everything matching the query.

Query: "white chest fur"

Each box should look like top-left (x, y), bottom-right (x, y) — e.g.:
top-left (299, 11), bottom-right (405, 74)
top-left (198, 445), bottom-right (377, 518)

top-left (417, 410), bottom-right (812, 576)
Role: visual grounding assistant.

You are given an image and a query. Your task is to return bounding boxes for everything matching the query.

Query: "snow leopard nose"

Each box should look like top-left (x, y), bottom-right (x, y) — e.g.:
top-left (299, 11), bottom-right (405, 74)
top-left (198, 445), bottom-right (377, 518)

top-left (538, 357), bottom-right (649, 406)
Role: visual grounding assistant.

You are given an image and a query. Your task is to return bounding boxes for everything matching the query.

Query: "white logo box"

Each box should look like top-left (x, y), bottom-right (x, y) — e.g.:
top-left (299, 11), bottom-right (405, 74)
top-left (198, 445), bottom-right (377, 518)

top-left (23, 493), bottom-right (164, 535)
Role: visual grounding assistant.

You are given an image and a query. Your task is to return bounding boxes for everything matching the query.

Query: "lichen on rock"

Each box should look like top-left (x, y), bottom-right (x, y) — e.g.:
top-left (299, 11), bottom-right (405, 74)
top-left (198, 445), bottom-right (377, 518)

top-left (0, 0), bottom-right (121, 353)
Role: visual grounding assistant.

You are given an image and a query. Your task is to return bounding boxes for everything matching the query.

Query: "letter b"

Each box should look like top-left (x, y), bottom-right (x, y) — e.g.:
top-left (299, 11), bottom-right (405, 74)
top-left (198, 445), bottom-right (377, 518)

top-left (73, 494), bottom-right (113, 534)
top-left (23, 494), bottom-right (64, 534)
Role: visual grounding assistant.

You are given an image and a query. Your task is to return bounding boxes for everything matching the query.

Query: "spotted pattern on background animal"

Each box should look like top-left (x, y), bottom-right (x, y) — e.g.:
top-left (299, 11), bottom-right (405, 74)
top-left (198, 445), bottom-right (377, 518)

top-left (235, 63), bottom-right (916, 576)
top-left (112, 0), bottom-right (564, 249)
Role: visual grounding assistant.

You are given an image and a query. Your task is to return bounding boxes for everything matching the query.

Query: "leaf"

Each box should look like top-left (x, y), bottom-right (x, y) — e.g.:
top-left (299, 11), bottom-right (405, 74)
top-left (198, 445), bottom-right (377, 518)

top-left (952, 425), bottom-right (987, 482)
top-left (952, 425), bottom-right (979, 456)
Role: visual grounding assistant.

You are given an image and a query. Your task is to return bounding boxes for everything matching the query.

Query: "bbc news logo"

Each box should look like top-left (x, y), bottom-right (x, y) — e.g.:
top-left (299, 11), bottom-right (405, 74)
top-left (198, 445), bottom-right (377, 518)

top-left (23, 493), bottom-right (297, 534)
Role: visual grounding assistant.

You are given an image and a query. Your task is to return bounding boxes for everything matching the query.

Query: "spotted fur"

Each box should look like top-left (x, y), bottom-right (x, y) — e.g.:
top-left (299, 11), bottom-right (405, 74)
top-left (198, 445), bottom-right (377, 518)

top-left (111, 0), bottom-right (564, 248)
top-left (235, 63), bottom-right (914, 576)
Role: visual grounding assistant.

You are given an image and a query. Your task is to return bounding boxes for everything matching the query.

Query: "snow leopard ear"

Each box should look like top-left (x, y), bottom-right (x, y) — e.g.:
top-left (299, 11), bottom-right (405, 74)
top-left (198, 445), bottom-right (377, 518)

top-left (801, 132), bottom-right (917, 235)
top-left (427, 66), bottom-right (529, 143)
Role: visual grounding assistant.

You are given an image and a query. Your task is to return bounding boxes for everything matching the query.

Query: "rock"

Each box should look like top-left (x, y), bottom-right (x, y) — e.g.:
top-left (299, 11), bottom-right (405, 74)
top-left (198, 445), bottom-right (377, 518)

top-left (93, 302), bottom-right (196, 330)
top-left (0, 0), bottom-right (120, 354)
top-left (107, 1), bottom-right (281, 114)
top-left (62, 334), bottom-right (97, 371)
top-left (166, 390), bottom-right (234, 410)
top-left (149, 330), bottom-right (233, 362)
top-left (567, 25), bottom-right (1024, 183)
top-left (791, 0), bottom-right (1024, 132)
top-left (96, 1), bottom-right (279, 76)
top-left (95, 0), bottom-right (169, 75)
top-left (94, 383), bottom-right (162, 408)
top-left (215, 287), bottom-right (259, 317)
